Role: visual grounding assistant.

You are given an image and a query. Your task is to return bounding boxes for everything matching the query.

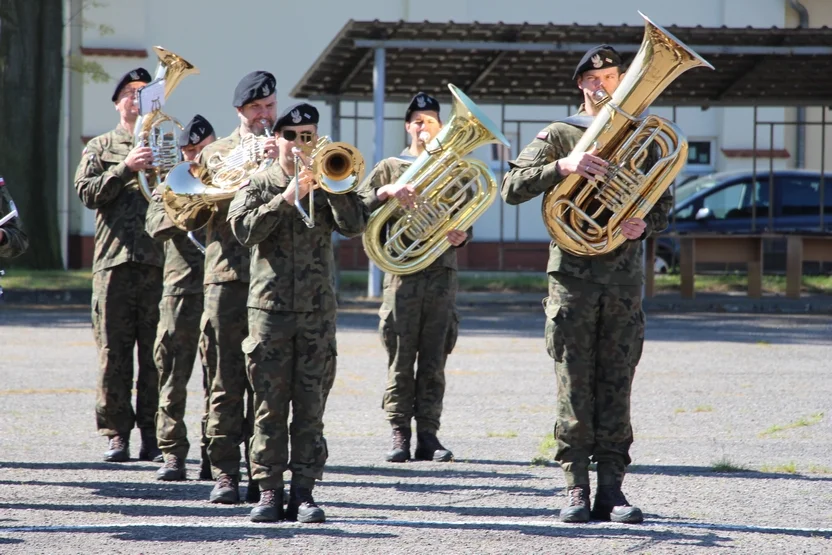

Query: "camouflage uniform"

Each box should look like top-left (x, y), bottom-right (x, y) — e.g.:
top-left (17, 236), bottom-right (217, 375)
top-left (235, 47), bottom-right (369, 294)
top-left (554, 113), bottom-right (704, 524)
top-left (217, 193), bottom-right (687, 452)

top-left (194, 128), bottom-right (254, 481)
top-left (74, 125), bottom-right (164, 438)
top-left (227, 163), bottom-right (368, 492)
top-left (501, 109), bottom-right (672, 488)
top-left (0, 178), bottom-right (29, 260)
top-left (145, 194), bottom-right (206, 460)
top-left (357, 150), bottom-right (464, 435)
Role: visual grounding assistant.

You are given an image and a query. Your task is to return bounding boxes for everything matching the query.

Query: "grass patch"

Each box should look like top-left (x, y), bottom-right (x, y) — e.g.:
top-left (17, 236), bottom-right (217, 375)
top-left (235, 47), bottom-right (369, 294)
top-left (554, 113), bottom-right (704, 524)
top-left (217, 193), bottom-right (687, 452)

top-left (759, 412), bottom-right (824, 437)
top-left (4, 268), bottom-right (832, 295)
top-left (760, 462), bottom-right (798, 474)
top-left (693, 405), bottom-right (714, 413)
top-left (807, 465), bottom-right (832, 475)
top-left (487, 431), bottom-right (518, 439)
top-left (654, 273), bottom-right (832, 295)
top-left (674, 408), bottom-right (687, 414)
top-left (711, 457), bottom-right (751, 473)
top-left (531, 434), bottom-right (557, 466)
top-left (1, 269), bottom-right (92, 290)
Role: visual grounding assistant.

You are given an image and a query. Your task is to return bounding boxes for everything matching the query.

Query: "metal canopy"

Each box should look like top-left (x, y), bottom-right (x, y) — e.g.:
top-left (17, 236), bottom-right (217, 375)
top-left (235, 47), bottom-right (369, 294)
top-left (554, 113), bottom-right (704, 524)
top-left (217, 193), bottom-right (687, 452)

top-left (290, 19), bottom-right (832, 107)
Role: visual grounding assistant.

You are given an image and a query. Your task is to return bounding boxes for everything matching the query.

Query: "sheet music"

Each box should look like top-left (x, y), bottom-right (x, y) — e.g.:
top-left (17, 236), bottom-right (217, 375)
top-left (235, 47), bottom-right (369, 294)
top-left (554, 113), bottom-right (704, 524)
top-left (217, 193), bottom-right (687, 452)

top-left (138, 79), bottom-right (166, 115)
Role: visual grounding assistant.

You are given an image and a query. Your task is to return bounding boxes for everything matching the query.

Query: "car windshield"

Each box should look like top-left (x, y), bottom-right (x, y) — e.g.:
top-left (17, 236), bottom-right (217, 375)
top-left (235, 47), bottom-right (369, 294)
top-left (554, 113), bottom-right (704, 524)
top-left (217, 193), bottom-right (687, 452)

top-left (672, 174), bottom-right (722, 205)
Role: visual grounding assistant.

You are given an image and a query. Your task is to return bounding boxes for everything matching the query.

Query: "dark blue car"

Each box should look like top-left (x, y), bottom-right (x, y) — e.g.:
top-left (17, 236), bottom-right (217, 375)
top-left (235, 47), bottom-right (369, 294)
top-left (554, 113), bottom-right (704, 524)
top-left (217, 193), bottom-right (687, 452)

top-left (654, 169), bottom-right (832, 273)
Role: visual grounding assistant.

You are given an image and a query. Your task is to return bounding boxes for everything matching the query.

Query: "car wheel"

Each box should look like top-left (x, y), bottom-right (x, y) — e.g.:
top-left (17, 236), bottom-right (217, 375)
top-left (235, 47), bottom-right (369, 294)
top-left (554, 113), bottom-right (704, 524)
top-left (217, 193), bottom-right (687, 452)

top-left (654, 253), bottom-right (670, 275)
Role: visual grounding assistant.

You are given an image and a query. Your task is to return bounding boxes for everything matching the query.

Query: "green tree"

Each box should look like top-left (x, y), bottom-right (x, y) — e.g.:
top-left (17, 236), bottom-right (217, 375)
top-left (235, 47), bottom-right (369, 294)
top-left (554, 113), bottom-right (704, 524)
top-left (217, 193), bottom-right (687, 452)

top-left (0, 0), bottom-right (64, 268)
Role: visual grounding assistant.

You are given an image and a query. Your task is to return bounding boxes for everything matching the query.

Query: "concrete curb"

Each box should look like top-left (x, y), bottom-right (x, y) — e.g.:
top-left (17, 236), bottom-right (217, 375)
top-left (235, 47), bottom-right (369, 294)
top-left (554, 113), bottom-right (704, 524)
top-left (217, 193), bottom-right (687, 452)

top-left (2, 289), bottom-right (831, 315)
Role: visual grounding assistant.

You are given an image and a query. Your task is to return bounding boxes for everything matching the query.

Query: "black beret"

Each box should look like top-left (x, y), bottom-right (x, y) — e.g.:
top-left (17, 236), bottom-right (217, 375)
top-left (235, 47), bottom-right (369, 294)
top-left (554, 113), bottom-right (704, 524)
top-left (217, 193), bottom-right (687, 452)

top-left (232, 70), bottom-right (276, 107)
top-left (573, 45), bottom-right (623, 80)
top-left (273, 102), bottom-right (319, 132)
top-left (178, 114), bottom-right (214, 147)
top-left (405, 92), bottom-right (441, 122)
top-left (111, 67), bottom-right (151, 102)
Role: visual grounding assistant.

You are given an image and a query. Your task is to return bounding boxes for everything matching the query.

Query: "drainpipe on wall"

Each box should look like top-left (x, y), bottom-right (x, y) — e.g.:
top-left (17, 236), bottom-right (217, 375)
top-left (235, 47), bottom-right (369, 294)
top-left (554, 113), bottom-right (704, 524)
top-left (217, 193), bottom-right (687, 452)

top-left (788, 0), bottom-right (809, 168)
top-left (60, 0), bottom-right (73, 269)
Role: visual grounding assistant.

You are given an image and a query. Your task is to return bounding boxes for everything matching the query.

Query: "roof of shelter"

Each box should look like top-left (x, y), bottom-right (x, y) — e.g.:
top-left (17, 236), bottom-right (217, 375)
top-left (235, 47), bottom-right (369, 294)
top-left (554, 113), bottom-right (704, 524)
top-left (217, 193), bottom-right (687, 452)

top-left (290, 19), bottom-right (832, 107)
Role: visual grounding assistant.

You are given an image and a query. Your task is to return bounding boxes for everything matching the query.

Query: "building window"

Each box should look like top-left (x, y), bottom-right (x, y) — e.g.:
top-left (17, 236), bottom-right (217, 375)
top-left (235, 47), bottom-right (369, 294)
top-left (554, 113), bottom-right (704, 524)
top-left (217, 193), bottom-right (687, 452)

top-left (687, 140), bottom-right (713, 166)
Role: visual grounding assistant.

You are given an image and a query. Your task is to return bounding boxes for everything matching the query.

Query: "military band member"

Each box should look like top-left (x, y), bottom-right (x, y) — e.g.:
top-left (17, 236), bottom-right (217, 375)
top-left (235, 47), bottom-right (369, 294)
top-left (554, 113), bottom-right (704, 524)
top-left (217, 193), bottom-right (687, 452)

top-left (196, 71), bottom-right (278, 504)
top-left (74, 68), bottom-right (165, 463)
top-left (228, 102), bottom-right (368, 523)
top-left (356, 92), bottom-right (468, 464)
top-left (501, 45), bottom-right (672, 524)
top-left (0, 176), bottom-right (29, 259)
top-left (145, 114), bottom-right (215, 481)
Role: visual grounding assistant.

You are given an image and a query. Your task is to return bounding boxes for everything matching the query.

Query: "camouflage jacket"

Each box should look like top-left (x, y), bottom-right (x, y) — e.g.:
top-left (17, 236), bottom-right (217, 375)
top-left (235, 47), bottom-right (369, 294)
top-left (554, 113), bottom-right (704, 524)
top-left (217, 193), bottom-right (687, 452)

top-left (74, 125), bottom-right (164, 272)
top-left (145, 193), bottom-right (205, 297)
top-left (501, 111), bottom-right (672, 285)
top-left (227, 163), bottom-right (368, 313)
top-left (194, 128), bottom-right (249, 285)
top-left (356, 149), bottom-right (472, 272)
top-left (0, 178), bottom-right (29, 259)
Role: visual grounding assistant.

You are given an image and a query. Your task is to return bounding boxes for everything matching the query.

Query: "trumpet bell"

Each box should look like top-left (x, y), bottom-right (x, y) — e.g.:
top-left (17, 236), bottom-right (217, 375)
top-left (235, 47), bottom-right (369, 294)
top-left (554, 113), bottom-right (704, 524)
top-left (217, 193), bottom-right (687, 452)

top-left (312, 141), bottom-right (366, 194)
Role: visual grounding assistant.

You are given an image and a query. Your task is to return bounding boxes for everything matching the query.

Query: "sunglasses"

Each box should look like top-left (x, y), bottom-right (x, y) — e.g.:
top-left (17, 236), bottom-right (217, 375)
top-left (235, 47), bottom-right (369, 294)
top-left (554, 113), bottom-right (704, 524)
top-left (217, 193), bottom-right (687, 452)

top-left (281, 129), bottom-right (316, 144)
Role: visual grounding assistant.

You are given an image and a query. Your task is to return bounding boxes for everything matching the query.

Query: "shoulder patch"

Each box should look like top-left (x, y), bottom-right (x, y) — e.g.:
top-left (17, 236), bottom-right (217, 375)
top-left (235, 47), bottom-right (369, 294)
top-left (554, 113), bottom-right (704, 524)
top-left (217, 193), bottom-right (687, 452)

top-left (517, 147), bottom-right (542, 162)
top-left (0, 177), bottom-right (5, 187)
top-left (536, 130), bottom-right (549, 140)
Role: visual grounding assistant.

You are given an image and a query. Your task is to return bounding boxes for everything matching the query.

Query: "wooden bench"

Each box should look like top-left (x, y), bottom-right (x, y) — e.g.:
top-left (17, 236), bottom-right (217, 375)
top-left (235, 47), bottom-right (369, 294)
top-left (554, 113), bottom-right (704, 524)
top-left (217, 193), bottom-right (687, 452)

top-left (645, 233), bottom-right (832, 300)
top-left (786, 235), bottom-right (832, 298)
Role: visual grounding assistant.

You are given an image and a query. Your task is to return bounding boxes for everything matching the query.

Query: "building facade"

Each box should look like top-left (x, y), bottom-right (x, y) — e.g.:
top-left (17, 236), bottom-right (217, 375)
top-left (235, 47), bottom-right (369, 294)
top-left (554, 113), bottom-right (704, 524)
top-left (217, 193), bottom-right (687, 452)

top-left (59, 0), bottom-right (832, 270)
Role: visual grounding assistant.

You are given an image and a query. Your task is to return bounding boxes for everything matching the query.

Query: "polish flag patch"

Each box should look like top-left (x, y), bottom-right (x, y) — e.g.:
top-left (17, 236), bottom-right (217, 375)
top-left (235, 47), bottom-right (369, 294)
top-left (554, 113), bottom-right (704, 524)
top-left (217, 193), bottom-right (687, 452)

top-left (536, 130), bottom-right (548, 140)
top-left (0, 177), bottom-right (5, 187)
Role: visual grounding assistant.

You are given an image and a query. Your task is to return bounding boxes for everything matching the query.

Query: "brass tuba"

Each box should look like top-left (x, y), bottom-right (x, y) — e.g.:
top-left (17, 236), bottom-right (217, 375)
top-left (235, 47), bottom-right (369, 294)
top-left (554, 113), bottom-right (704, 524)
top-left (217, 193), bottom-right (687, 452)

top-left (541, 12), bottom-right (714, 257)
top-left (161, 119), bottom-right (275, 232)
top-left (362, 83), bottom-right (510, 276)
top-left (291, 132), bottom-right (366, 228)
top-left (133, 46), bottom-right (199, 203)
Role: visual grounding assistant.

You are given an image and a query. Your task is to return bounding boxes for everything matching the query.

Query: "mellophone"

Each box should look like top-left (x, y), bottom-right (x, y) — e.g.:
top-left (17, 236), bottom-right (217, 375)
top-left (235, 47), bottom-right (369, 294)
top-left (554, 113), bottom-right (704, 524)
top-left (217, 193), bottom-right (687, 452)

top-left (132, 11), bottom-right (711, 273)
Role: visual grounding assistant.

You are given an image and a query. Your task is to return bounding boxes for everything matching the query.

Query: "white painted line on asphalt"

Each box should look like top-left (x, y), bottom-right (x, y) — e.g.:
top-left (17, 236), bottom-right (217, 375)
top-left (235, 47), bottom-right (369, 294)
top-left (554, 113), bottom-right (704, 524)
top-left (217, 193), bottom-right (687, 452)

top-left (1, 519), bottom-right (831, 535)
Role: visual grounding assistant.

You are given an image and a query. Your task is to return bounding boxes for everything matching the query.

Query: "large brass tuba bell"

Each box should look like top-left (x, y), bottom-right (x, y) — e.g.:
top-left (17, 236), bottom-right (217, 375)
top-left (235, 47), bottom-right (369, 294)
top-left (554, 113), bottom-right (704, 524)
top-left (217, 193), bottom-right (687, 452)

top-left (133, 46), bottom-right (199, 203)
top-left (541, 12), bottom-right (714, 256)
top-left (362, 84), bottom-right (510, 275)
top-left (291, 132), bottom-right (366, 228)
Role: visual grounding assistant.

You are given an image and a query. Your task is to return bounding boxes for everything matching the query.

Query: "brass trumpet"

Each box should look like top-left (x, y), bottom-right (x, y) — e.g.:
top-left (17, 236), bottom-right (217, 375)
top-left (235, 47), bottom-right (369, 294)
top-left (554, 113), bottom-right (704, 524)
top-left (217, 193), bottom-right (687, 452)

top-left (292, 132), bottom-right (365, 228)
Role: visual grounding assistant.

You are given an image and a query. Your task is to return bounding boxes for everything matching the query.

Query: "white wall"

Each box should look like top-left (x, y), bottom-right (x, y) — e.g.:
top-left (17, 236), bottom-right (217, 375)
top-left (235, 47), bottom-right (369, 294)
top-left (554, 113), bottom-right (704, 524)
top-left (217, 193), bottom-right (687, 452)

top-left (70, 0), bottom-right (794, 242)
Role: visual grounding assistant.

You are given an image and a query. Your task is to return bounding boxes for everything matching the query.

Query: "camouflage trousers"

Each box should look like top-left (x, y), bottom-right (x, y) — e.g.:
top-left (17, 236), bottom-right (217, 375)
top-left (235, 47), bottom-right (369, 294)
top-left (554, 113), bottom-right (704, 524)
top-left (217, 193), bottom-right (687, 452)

top-left (154, 293), bottom-right (205, 460)
top-left (544, 272), bottom-right (645, 488)
top-left (379, 268), bottom-right (460, 434)
top-left (200, 281), bottom-right (252, 479)
top-left (91, 262), bottom-right (163, 436)
top-left (243, 308), bottom-right (336, 491)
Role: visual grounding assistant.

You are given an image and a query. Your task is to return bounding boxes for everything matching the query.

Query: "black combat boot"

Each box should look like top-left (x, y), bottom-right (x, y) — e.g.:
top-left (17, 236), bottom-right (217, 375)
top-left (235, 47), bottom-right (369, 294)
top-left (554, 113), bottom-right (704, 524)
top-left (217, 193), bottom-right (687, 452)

top-left (286, 486), bottom-right (325, 523)
top-left (138, 429), bottom-right (163, 463)
top-left (250, 488), bottom-right (284, 522)
top-left (385, 427), bottom-right (411, 463)
top-left (559, 485), bottom-right (591, 523)
top-left (209, 473), bottom-right (240, 504)
top-left (246, 480), bottom-right (261, 503)
top-left (104, 435), bottom-right (129, 463)
top-left (199, 445), bottom-right (212, 480)
top-left (591, 485), bottom-right (644, 523)
top-left (414, 431), bottom-right (453, 462)
top-left (156, 454), bottom-right (186, 481)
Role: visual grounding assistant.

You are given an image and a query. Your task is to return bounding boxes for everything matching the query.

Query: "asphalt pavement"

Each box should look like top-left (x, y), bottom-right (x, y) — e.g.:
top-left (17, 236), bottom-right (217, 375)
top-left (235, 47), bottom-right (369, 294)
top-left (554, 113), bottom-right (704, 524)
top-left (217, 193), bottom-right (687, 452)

top-left (0, 305), bottom-right (831, 554)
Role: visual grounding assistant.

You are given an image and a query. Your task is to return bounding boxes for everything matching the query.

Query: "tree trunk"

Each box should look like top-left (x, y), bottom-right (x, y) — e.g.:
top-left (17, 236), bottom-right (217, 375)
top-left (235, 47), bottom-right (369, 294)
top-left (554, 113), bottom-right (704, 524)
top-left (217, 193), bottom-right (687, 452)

top-left (0, 0), bottom-right (64, 269)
